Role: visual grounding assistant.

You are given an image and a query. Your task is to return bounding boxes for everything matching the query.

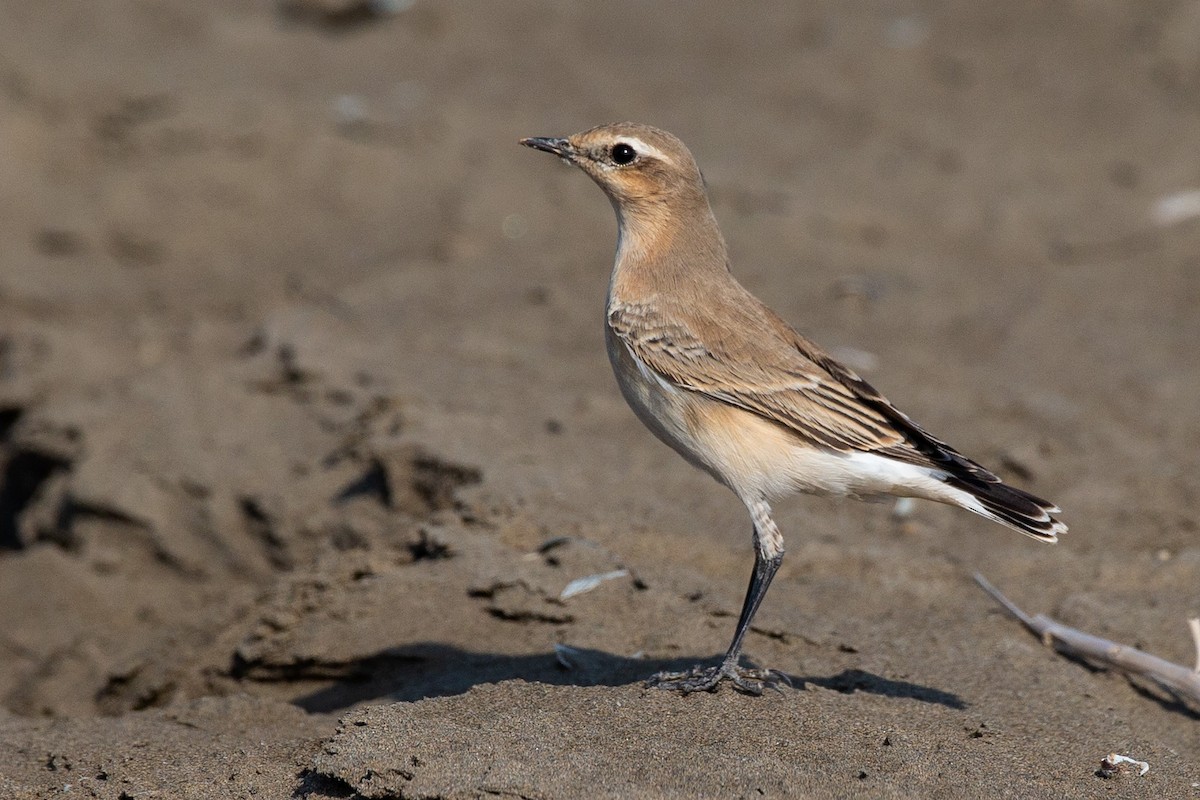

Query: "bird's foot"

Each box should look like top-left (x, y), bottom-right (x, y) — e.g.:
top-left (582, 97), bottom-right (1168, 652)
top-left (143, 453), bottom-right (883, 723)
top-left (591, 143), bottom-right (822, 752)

top-left (646, 661), bottom-right (791, 696)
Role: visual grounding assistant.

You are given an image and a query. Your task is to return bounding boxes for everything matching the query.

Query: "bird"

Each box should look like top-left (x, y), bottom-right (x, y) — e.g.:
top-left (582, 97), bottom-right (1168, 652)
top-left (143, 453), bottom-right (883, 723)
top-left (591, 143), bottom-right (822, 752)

top-left (519, 123), bottom-right (1066, 694)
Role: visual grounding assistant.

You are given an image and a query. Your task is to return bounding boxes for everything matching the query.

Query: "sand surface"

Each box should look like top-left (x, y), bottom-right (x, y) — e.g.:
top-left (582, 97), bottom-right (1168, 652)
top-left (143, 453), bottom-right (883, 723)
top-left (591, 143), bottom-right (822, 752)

top-left (1, 2), bottom-right (1198, 797)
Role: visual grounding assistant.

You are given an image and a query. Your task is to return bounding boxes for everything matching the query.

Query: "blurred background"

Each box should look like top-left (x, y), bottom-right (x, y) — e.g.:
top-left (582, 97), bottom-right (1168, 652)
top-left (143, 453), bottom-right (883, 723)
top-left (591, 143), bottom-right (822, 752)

top-left (0, 0), bottom-right (1197, 794)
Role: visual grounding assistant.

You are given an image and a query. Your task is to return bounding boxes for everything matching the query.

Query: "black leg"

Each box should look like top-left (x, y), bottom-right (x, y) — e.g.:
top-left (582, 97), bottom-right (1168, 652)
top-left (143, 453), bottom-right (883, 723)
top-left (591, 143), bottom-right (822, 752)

top-left (647, 498), bottom-right (790, 695)
top-left (718, 548), bottom-right (784, 675)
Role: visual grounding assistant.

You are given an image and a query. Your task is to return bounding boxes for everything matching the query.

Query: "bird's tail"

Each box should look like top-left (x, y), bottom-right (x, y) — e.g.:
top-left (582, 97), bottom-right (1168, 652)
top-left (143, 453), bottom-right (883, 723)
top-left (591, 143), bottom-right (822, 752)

top-left (951, 479), bottom-right (1066, 542)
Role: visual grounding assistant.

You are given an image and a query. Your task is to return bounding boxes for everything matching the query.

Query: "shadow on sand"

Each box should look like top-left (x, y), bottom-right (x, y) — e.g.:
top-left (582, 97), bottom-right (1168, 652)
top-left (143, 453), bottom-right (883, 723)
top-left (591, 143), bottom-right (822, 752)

top-left (263, 643), bottom-right (967, 712)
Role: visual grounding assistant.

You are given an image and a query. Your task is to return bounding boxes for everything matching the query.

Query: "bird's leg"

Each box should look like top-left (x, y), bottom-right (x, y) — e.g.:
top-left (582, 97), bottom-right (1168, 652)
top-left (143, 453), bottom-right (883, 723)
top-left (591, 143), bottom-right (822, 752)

top-left (648, 498), bottom-right (789, 695)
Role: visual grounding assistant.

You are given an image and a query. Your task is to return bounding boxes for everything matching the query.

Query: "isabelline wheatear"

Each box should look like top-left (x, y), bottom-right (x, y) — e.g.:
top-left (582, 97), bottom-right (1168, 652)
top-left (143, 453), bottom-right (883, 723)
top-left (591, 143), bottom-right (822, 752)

top-left (520, 123), bottom-right (1066, 694)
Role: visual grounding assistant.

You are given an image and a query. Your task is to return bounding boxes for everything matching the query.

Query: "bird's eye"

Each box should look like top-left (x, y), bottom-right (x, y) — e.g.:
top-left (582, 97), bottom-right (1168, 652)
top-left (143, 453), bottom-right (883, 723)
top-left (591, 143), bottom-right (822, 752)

top-left (611, 143), bottom-right (637, 165)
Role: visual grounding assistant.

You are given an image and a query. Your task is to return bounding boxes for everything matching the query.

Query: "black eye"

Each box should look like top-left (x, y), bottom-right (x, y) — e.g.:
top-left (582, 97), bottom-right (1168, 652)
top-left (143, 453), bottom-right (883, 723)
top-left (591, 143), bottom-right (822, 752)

top-left (611, 143), bottom-right (637, 165)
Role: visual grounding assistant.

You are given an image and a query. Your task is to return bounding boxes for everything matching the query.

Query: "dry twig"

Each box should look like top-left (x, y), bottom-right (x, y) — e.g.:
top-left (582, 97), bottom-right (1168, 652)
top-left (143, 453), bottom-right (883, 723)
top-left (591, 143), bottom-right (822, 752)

top-left (974, 573), bottom-right (1200, 710)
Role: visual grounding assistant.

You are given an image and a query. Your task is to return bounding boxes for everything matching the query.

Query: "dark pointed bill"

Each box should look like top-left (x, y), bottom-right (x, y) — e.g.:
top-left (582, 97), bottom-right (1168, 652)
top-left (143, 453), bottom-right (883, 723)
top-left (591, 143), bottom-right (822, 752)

top-left (519, 136), bottom-right (575, 165)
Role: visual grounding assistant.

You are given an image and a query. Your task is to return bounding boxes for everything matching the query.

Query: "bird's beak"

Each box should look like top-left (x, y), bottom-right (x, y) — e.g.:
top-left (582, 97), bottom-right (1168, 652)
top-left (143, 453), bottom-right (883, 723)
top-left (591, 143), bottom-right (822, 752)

top-left (519, 136), bottom-right (576, 164)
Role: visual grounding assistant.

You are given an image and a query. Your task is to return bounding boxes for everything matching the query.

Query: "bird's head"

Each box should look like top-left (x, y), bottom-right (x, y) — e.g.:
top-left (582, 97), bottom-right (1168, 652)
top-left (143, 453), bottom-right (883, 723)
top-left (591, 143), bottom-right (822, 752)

top-left (521, 123), bottom-right (707, 210)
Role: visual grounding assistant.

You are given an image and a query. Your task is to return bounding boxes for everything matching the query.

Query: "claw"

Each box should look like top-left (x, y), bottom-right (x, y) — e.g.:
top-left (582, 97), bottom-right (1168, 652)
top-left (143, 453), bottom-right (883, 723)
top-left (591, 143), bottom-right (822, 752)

top-left (646, 663), bottom-right (791, 695)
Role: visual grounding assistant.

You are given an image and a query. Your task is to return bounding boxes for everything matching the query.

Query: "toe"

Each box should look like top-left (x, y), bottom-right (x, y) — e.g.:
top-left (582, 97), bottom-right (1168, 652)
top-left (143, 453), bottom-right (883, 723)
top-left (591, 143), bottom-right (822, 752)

top-left (646, 665), bottom-right (723, 693)
top-left (646, 663), bottom-right (791, 695)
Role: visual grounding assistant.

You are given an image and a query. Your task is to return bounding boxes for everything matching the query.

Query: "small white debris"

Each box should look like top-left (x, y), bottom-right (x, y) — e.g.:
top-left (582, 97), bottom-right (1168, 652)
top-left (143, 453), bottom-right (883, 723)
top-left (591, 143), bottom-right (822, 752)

top-left (1151, 189), bottom-right (1200, 227)
top-left (554, 643), bottom-right (580, 669)
top-left (559, 569), bottom-right (628, 600)
top-left (891, 497), bottom-right (916, 520)
top-left (1099, 753), bottom-right (1150, 778)
top-left (1189, 617), bottom-right (1200, 673)
top-left (332, 94), bottom-right (369, 129)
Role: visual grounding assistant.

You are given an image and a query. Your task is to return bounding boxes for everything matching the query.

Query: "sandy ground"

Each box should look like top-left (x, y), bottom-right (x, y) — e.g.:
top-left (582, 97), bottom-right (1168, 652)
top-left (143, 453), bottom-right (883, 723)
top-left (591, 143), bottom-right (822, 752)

top-left (1, 1), bottom-right (1199, 797)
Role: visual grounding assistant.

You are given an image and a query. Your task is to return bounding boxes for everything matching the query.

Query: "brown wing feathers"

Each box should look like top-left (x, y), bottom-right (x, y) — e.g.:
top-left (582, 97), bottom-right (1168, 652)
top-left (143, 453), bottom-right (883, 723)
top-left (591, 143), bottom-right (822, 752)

top-left (610, 301), bottom-right (1063, 539)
